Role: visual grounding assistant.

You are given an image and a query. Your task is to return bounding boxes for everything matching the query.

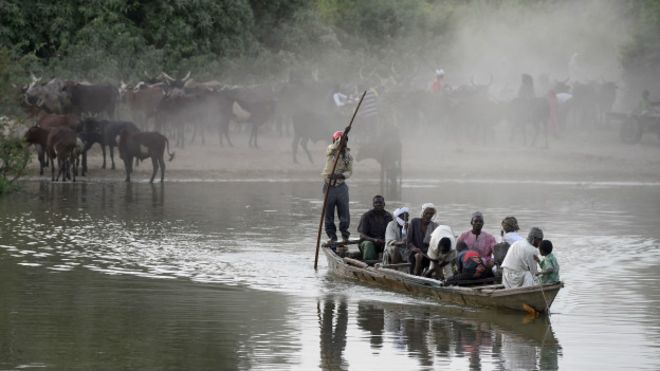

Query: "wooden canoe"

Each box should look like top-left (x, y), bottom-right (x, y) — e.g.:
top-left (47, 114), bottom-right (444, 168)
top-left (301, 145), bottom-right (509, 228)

top-left (321, 246), bottom-right (563, 314)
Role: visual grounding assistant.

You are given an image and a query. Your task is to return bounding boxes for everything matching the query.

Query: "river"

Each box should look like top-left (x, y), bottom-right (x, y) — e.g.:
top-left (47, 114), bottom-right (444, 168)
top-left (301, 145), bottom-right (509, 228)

top-left (1, 178), bottom-right (659, 370)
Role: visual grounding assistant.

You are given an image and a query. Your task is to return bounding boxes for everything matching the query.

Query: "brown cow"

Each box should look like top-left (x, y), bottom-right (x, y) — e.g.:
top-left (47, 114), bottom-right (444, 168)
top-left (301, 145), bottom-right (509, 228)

top-left (37, 113), bottom-right (81, 131)
top-left (46, 127), bottom-right (79, 181)
top-left (24, 126), bottom-right (50, 175)
top-left (118, 130), bottom-right (175, 183)
top-left (32, 113), bottom-right (80, 171)
top-left (24, 126), bottom-right (79, 181)
top-left (120, 83), bottom-right (165, 130)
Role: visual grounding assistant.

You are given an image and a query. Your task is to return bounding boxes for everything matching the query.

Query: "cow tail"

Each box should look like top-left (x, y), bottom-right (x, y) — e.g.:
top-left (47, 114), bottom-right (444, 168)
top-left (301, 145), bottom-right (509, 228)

top-left (165, 137), bottom-right (175, 162)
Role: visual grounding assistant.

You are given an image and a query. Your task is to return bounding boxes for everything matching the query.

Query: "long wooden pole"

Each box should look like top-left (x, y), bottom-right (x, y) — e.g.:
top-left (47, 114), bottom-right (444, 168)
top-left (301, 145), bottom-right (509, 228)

top-left (314, 90), bottom-right (367, 270)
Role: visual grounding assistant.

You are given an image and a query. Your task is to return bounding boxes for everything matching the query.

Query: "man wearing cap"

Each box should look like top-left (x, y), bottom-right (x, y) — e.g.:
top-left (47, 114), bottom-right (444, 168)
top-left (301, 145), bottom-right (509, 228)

top-left (501, 227), bottom-right (543, 288)
top-left (457, 211), bottom-right (497, 268)
top-left (321, 131), bottom-right (354, 243)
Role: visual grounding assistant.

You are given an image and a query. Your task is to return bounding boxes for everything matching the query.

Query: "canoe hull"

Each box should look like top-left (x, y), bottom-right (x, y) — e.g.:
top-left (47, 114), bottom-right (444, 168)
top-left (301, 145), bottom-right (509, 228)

top-left (322, 247), bottom-right (562, 314)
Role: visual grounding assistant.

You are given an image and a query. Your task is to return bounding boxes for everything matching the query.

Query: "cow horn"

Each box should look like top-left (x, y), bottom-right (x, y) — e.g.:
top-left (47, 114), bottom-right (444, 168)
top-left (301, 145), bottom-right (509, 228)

top-left (359, 66), bottom-right (365, 81)
top-left (160, 72), bottom-right (175, 81)
top-left (182, 70), bottom-right (191, 82)
top-left (312, 68), bottom-right (319, 82)
top-left (470, 75), bottom-right (476, 86)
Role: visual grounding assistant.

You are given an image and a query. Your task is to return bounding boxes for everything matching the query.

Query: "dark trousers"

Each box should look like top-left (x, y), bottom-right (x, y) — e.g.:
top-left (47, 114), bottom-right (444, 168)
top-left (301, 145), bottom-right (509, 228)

top-left (324, 182), bottom-right (350, 241)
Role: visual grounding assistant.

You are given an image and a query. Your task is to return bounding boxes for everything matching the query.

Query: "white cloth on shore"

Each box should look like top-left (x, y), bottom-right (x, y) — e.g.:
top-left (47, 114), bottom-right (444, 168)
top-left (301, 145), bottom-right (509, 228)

top-left (501, 238), bottom-right (539, 288)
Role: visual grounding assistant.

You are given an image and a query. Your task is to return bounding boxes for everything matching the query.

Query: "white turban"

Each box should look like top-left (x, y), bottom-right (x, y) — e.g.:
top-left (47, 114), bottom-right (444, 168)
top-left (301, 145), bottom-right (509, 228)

top-left (394, 207), bottom-right (409, 225)
top-left (435, 69), bottom-right (445, 76)
top-left (420, 203), bottom-right (436, 217)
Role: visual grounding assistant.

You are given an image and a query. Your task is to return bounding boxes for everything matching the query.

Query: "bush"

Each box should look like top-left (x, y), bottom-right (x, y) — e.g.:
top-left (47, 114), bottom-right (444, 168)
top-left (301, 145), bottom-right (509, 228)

top-left (0, 117), bottom-right (31, 195)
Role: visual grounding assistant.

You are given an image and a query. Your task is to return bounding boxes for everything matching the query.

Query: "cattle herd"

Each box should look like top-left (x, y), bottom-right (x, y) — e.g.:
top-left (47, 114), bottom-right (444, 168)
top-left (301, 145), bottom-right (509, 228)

top-left (17, 70), bottom-right (619, 184)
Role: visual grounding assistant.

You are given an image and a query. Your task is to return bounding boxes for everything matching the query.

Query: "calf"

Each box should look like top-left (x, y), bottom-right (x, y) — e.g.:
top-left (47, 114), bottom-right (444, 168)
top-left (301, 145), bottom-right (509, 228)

top-left (46, 127), bottom-right (79, 181)
top-left (79, 118), bottom-right (140, 174)
top-left (24, 126), bottom-right (49, 175)
top-left (118, 130), bottom-right (175, 183)
top-left (33, 113), bottom-right (81, 171)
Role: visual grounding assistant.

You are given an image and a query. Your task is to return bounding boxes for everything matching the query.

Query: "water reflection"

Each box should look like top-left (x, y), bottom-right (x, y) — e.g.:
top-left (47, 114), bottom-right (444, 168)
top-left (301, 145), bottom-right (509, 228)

top-left (2, 179), bottom-right (660, 369)
top-left (318, 296), bottom-right (349, 370)
top-left (319, 297), bottom-right (562, 371)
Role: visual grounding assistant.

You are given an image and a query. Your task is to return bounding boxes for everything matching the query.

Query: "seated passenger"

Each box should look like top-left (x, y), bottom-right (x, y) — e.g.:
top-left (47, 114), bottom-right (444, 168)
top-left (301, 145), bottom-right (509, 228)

top-left (501, 227), bottom-right (543, 289)
top-left (500, 216), bottom-right (523, 246)
top-left (457, 211), bottom-right (497, 268)
top-left (357, 195), bottom-right (393, 261)
top-left (455, 241), bottom-right (469, 273)
top-left (383, 207), bottom-right (409, 264)
top-left (406, 203), bottom-right (438, 275)
top-left (445, 248), bottom-right (494, 285)
top-left (537, 240), bottom-right (560, 284)
top-left (425, 225), bottom-right (457, 280)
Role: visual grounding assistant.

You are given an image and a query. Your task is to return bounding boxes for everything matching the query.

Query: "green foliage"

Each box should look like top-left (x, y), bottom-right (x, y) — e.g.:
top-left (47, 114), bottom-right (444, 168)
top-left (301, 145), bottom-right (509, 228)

top-left (0, 0), bottom-right (657, 91)
top-left (0, 118), bottom-right (31, 195)
top-left (622, 0), bottom-right (660, 73)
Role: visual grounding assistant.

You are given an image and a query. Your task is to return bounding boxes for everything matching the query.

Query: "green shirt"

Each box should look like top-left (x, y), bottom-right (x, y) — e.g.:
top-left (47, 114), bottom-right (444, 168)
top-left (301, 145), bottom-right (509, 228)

top-left (539, 252), bottom-right (560, 284)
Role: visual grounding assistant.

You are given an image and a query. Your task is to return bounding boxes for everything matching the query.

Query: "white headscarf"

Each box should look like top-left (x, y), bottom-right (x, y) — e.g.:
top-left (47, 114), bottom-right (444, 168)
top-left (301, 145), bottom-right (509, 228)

top-left (393, 207), bottom-right (409, 238)
top-left (420, 203), bottom-right (436, 217)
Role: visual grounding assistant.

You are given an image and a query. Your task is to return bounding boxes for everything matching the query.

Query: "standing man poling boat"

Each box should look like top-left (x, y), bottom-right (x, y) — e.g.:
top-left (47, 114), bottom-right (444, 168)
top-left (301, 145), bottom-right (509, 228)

top-left (321, 130), bottom-right (354, 244)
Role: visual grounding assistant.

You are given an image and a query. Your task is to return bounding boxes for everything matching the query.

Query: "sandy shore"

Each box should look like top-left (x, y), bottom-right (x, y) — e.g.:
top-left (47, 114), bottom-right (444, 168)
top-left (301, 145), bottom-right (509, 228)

top-left (26, 124), bottom-right (660, 183)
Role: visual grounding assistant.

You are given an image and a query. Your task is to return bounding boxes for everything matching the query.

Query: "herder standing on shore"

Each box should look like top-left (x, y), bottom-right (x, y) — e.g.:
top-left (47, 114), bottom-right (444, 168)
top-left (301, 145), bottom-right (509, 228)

top-left (321, 130), bottom-right (354, 243)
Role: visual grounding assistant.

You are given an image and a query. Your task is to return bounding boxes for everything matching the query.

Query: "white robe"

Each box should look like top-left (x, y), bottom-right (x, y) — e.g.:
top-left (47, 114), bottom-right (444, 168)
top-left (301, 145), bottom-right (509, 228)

top-left (427, 225), bottom-right (457, 279)
top-left (501, 238), bottom-right (539, 288)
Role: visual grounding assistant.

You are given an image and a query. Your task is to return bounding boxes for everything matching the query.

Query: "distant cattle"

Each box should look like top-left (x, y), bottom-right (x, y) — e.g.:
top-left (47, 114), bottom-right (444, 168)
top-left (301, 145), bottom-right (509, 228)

top-left (118, 130), bottom-right (175, 183)
top-left (503, 96), bottom-right (551, 147)
top-left (120, 82), bottom-right (165, 129)
top-left (277, 81), bottom-right (339, 163)
top-left (79, 118), bottom-right (140, 174)
top-left (218, 86), bottom-right (276, 148)
top-left (25, 77), bottom-right (75, 114)
top-left (355, 135), bottom-right (402, 199)
top-left (63, 83), bottom-right (118, 117)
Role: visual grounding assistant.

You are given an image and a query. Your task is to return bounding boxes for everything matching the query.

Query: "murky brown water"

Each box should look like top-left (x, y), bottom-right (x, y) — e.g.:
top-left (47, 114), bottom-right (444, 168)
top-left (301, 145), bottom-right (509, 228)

top-left (1, 178), bottom-right (659, 370)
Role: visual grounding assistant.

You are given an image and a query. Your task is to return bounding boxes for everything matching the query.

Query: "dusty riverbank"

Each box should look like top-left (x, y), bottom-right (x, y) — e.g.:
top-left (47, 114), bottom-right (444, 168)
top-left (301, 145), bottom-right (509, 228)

top-left (24, 125), bottom-right (660, 183)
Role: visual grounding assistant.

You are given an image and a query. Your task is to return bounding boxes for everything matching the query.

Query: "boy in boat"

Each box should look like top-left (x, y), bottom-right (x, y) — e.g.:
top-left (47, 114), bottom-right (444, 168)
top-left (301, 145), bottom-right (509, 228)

top-left (537, 240), bottom-right (560, 284)
top-left (383, 207), bottom-right (409, 264)
top-left (357, 195), bottom-right (393, 261)
top-left (321, 130), bottom-right (353, 243)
